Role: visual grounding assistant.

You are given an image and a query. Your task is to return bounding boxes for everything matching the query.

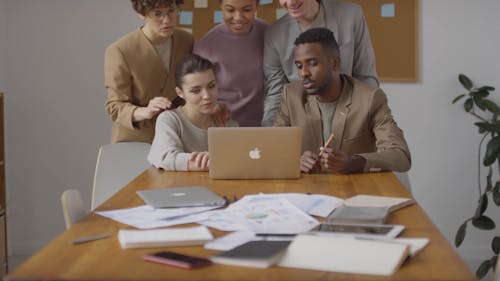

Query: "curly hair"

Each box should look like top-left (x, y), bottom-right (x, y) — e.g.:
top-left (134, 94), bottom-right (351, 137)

top-left (131, 0), bottom-right (185, 16)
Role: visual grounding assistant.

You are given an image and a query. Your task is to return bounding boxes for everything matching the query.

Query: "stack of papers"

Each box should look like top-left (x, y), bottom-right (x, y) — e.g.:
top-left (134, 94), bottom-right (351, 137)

top-left (96, 193), bottom-right (340, 230)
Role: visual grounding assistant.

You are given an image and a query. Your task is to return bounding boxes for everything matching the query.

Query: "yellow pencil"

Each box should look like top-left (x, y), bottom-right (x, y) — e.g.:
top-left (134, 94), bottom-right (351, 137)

top-left (318, 133), bottom-right (335, 157)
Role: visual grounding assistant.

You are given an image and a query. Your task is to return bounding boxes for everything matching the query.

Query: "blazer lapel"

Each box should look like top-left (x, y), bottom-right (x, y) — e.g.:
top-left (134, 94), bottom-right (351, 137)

top-left (332, 76), bottom-right (353, 149)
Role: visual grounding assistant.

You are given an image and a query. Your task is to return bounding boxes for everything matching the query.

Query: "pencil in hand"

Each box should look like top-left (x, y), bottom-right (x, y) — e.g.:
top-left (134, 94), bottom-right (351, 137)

top-left (318, 133), bottom-right (335, 157)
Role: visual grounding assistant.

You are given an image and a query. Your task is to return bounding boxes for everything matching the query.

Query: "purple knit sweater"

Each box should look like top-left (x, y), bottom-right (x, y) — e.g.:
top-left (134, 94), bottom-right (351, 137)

top-left (194, 19), bottom-right (268, 126)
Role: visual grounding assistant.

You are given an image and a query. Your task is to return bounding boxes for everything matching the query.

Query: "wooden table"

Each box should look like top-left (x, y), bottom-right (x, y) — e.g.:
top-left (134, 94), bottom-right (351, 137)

top-left (8, 169), bottom-right (474, 281)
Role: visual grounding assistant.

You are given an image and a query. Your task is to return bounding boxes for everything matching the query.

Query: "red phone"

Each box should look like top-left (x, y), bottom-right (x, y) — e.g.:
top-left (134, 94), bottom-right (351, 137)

top-left (143, 251), bottom-right (212, 269)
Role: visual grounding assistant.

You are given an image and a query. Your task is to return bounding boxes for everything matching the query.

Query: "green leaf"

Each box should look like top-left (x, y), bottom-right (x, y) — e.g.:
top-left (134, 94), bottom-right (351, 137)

top-left (455, 221), bottom-right (467, 247)
top-left (494, 188), bottom-right (500, 206)
top-left (464, 98), bottom-right (473, 112)
top-left (483, 99), bottom-right (500, 114)
top-left (486, 168), bottom-right (492, 192)
top-left (478, 85), bottom-right (495, 92)
top-left (484, 136), bottom-right (500, 166)
top-left (493, 236), bottom-right (500, 254)
top-left (459, 74), bottom-right (473, 90)
top-left (473, 95), bottom-right (486, 111)
top-left (476, 259), bottom-right (493, 279)
top-left (474, 122), bottom-right (499, 134)
top-left (452, 94), bottom-right (466, 104)
top-left (472, 216), bottom-right (495, 230)
top-left (475, 193), bottom-right (488, 216)
top-left (476, 89), bottom-right (490, 98)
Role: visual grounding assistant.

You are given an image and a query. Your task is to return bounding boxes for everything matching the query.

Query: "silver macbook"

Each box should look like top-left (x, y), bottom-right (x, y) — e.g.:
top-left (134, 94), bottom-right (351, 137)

top-left (208, 127), bottom-right (301, 179)
top-left (137, 186), bottom-right (226, 208)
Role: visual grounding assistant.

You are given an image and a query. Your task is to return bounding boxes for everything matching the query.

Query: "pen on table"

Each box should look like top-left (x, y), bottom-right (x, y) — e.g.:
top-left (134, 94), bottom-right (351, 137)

top-left (255, 233), bottom-right (297, 238)
top-left (318, 133), bottom-right (335, 157)
top-left (70, 233), bottom-right (112, 245)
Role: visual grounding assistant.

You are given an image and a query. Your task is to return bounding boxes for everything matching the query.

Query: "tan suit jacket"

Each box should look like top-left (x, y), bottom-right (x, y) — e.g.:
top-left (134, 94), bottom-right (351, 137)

top-left (274, 76), bottom-right (411, 172)
top-left (105, 28), bottom-right (193, 143)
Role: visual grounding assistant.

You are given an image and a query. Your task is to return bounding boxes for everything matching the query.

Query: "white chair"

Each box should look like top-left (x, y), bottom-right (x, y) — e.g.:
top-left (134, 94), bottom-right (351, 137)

top-left (91, 142), bottom-right (151, 210)
top-left (61, 189), bottom-right (86, 230)
top-left (393, 172), bottom-right (412, 193)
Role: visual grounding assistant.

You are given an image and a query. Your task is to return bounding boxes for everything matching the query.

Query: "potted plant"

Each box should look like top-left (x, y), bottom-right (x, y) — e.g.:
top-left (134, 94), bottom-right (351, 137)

top-left (453, 74), bottom-right (500, 279)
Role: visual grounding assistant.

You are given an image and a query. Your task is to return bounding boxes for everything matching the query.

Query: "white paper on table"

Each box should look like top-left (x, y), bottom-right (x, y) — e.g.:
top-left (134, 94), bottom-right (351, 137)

top-left (234, 193), bottom-right (343, 217)
top-left (198, 198), bottom-right (319, 233)
top-left (96, 205), bottom-right (220, 229)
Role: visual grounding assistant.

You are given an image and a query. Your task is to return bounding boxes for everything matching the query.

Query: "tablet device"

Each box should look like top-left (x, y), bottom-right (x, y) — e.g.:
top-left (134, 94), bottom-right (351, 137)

top-left (309, 223), bottom-right (404, 238)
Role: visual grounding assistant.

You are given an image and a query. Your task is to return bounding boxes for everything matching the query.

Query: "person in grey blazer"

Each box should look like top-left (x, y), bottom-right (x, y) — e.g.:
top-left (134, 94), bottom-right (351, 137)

top-left (262, 0), bottom-right (378, 126)
top-left (274, 28), bottom-right (410, 174)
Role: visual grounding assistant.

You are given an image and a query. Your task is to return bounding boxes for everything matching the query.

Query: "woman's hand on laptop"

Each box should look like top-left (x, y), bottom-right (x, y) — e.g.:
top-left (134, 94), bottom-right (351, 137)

top-left (188, 151), bottom-right (210, 171)
top-left (300, 151), bottom-right (321, 173)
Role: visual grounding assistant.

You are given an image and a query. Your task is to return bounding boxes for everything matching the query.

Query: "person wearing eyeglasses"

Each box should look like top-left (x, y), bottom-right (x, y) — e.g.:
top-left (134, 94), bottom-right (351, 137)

top-left (104, 0), bottom-right (193, 143)
top-left (193, 0), bottom-right (267, 127)
top-left (148, 55), bottom-right (238, 171)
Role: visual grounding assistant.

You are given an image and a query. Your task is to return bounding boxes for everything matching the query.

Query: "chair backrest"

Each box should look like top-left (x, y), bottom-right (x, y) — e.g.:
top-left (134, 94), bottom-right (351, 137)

top-left (393, 172), bottom-right (412, 193)
top-left (61, 189), bottom-right (86, 230)
top-left (92, 142), bottom-right (151, 210)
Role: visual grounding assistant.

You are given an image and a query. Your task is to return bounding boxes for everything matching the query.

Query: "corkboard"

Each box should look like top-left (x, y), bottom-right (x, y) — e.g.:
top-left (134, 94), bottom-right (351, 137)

top-left (178, 0), bottom-right (419, 82)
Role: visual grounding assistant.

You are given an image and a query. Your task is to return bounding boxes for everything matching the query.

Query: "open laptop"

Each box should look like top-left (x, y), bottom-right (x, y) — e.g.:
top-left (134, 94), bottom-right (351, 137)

top-left (208, 127), bottom-right (301, 179)
top-left (137, 186), bottom-right (226, 208)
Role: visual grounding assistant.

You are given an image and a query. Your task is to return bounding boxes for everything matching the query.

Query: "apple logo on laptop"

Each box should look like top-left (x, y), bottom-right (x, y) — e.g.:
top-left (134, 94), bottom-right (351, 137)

top-left (249, 148), bottom-right (261, 160)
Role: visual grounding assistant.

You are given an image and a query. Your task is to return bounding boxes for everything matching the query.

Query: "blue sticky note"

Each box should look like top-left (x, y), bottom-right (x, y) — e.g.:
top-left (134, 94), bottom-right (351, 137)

top-left (179, 11), bottom-right (193, 25)
top-left (381, 3), bottom-right (395, 18)
top-left (214, 11), bottom-right (223, 24)
top-left (260, 0), bottom-right (273, 5)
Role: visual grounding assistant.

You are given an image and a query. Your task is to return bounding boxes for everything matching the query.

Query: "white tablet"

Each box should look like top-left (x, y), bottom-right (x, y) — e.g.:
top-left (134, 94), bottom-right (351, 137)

top-left (309, 223), bottom-right (404, 238)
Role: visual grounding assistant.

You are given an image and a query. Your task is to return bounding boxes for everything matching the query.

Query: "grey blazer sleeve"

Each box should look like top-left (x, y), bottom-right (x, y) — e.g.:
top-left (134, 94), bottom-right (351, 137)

top-left (262, 30), bottom-right (289, 127)
top-left (351, 5), bottom-right (379, 87)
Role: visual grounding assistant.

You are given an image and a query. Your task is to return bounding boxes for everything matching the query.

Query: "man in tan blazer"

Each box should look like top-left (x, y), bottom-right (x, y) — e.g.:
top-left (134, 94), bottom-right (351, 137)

top-left (274, 28), bottom-right (410, 173)
top-left (105, 0), bottom-right (193, 143)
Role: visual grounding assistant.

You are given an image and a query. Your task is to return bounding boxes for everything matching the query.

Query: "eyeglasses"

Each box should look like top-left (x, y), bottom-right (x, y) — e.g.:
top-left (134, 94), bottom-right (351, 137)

top-left (151, 7), bottom-right (179, 21)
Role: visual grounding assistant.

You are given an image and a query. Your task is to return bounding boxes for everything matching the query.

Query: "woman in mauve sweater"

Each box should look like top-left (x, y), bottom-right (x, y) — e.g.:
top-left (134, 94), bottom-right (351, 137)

top-left (148, 55), bottom-right (238, 171)
top-left (194, 0), bottom-right (267, 127)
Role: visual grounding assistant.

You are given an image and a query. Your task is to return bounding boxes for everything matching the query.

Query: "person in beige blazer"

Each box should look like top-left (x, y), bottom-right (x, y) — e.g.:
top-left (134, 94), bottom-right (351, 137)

top-left (105, 0), bottom-right (193, 143)
top-left (274, 28), bottom-right (410, 174)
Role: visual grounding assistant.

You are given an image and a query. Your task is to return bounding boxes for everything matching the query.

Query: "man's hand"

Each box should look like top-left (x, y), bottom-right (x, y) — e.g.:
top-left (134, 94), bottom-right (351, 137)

top-left (320, 147), bottom-right (366, 173)
top-left (133, 97), bottom-right (172, 122)
top-left (301, 151), bottom-right (321, 173)
top-left (212, 103), bottom-right (231, 127)
top-left (188, 151), bottom-right (210, 171)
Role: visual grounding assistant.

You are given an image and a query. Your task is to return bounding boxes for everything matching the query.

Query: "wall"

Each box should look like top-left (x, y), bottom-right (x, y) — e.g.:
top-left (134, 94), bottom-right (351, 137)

top-left (0, 0), bottom-right (498, 273)
top-left (383, 0), bottom-right (500, 269)
top-left (0, 0), bottom-right (6, 89)
top-left (1, 0), bottom-right (140, 265)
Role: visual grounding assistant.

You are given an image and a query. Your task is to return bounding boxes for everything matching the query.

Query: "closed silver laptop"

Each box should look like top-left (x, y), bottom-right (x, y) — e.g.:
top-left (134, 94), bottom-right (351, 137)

top-left (208, 127), bottom-right (301, 179)
top-left (137, 186), bottom-right (226, 208)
